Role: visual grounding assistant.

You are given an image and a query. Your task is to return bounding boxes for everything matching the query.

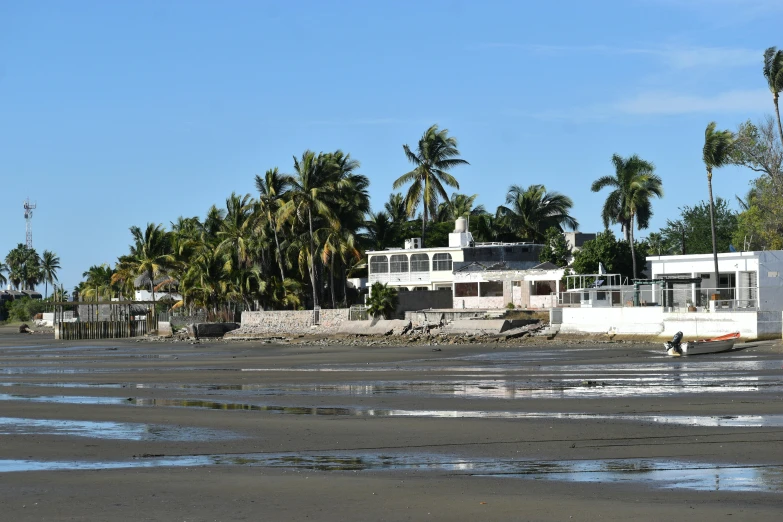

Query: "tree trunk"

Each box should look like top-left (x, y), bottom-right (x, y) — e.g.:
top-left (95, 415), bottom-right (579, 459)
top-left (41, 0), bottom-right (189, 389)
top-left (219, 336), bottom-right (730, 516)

top-left (45, 281), bottom-right (48, 300)
top-left (421, 189), bottom-right (427, 248)
top-left (308, 209), bottom-right (319, 308)
top-left (271, 213), bottom-right (286, 281)
top-left (629, 214), bottom-right (637, 280)
top-left (707, 169), bottom-right (720, 291)
top-left (330, 256), bottom-right (336, 309)
top-left (774, 93), bottom-right (783, 146)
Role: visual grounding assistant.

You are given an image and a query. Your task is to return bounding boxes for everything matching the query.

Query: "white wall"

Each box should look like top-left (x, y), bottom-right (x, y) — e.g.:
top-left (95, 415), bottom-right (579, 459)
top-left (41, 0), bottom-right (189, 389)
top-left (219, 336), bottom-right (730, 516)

top-left (660, 312), bottom-right (758, 339)
top-left (758, 251), bottom-right (783, 311)
top-left (560, 307), bottom-right (664, 335)
top-left (135, 290), bottom-right (182, 302)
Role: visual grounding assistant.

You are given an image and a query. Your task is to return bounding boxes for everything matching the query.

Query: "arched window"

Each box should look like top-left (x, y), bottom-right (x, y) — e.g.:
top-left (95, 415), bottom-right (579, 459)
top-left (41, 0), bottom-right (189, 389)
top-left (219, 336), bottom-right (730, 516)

top-left (390, 254), bottom-right (409, 273)
top-left (410, 253), bottom-right (429, 272)
top-left (370, 255), bottom-right (388, 274)
top-left (432, 253), bottom-right (453, 271)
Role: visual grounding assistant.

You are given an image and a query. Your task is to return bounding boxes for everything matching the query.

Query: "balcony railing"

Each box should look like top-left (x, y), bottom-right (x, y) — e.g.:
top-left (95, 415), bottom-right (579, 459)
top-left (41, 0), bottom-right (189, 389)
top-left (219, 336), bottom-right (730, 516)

top-left (557, 285), bottom-right (759, 311)
top-left (369, 271), bottom-right (432, 285)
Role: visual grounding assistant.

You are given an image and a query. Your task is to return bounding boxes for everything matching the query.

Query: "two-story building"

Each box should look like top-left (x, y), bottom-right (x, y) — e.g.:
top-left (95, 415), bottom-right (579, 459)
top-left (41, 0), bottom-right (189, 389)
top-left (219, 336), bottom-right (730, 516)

top-left (367, 217), bottom-right (564, 310)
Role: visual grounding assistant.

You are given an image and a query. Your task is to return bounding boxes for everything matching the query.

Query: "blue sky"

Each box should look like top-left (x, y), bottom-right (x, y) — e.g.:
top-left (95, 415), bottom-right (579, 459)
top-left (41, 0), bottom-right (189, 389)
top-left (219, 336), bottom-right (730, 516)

top-left (1, 0), bottom-right (779, 292)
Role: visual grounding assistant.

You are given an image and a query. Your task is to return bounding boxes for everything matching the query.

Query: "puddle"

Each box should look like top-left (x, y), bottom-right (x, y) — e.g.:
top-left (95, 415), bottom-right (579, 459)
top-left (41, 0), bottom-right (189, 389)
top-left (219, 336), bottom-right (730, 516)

top-left (0, 416), bottom-right (237, 441)
top-left (3, 393), bottom-right (783, 427)
top-left (0, 453), bottom-right (780, 492)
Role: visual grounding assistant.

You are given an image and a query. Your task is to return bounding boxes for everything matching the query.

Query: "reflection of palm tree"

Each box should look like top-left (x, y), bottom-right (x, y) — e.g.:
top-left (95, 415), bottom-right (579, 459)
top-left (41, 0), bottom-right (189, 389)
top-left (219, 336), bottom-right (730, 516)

top-left (703, 122), bottom-right (735, 287)
top-left (763, 47), bottom-right (783, 141)
top-left (393, 124), bottom-right (468, 246)
top-left (497, 184), bottom-right (579, 243)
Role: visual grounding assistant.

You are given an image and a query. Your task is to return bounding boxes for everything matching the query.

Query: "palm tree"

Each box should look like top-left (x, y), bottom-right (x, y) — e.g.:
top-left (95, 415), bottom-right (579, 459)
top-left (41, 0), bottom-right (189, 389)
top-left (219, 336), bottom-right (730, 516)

top-left (763, 47), bottom-right (783, 142)
top-left (217, 192), bottom-right (255, 270)
top-left (703, 122), bottom-right (735, 289)
top-left (384, 193), bottom-right (410, 224)
top-left (363, 211), bottom-right (395, 251)
top-left (496, 185), bottom-right (579, 243)
top-left (5, 244), bottom-right (40, 290)
top-left (40, 250), bottom-right (61, 300)
top-left (367, 282), bottom-right (399, 319)
top-left (624, 170), bottom-right (664, 278)
top-left (81, 264), bottom-right (115, 300)
top-left (0, 261), bottom-right (8, 288)
top-left (279, 150), bottom-right (338, 308)
top-left (591, 154), bottom-right (659, 243)
top-left (255, 167), bottom-right (293, 281)
top-left (117, 223), bottom-right (174, 308)
top-left (435, 193), bottom-right (487, 222)
top-left (393, 124), bottom-right (469, 246)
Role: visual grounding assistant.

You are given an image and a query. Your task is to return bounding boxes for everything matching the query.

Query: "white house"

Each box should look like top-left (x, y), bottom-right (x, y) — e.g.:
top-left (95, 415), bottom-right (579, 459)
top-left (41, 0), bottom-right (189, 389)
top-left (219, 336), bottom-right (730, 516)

top-left (367, 217), bottom-right (566, 309)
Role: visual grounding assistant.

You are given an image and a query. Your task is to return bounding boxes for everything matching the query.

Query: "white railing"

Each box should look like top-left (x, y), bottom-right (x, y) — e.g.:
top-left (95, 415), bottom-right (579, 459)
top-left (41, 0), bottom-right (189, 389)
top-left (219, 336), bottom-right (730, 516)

top-left (557, 285), bottom-right (759, 311)
top-left (369, 271), bottom-right (431, 285)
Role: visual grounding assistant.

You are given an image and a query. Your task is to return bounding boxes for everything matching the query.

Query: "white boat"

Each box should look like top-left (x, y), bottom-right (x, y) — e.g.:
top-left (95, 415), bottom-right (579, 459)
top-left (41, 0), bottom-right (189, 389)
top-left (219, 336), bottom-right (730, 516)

top-left (680, 332), bottom-right (740, 356)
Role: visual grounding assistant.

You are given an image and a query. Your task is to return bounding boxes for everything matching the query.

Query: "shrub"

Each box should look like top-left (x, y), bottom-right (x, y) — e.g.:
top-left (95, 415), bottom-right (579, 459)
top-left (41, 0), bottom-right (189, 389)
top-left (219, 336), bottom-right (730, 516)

top-left (367, 283), bottom-right (399, 319)
top-left (7, 297), bottom-right (46, 322)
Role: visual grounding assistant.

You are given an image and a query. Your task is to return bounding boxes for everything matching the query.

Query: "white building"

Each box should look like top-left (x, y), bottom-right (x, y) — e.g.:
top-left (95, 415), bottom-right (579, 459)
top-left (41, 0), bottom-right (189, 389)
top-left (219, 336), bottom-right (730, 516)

top-left (367, 217), bottom-right (565, 309)
top-left (556, 250), bottom-right (783, 340)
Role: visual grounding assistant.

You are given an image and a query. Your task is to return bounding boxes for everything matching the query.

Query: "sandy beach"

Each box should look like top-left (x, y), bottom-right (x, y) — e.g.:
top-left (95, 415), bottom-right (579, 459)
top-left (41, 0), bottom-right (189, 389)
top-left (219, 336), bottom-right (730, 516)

top-left (1, 326), bottom-right (781, 521)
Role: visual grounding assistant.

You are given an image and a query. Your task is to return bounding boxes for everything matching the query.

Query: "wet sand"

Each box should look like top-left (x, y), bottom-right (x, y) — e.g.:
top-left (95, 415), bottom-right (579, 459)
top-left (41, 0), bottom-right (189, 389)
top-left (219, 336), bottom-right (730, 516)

top-left (1, 327), bottom-right (782, 521)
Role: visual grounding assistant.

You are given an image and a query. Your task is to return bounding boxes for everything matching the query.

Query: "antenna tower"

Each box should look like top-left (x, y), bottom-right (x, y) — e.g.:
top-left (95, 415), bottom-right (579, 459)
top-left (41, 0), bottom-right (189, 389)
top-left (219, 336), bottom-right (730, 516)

top-left (23, 198), bottom-right (36, 249)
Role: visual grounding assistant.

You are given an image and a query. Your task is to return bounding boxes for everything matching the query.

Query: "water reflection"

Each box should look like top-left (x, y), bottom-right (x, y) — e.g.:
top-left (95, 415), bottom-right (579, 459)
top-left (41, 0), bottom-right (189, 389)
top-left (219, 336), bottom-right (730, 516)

top-left (1, 454), bottom-right (780, 492)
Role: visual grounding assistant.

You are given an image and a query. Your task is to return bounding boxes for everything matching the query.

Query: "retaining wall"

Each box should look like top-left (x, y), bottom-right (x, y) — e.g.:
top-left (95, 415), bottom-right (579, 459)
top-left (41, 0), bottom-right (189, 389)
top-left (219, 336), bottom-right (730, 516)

top-left (238, 309), bottom-right (349, 335)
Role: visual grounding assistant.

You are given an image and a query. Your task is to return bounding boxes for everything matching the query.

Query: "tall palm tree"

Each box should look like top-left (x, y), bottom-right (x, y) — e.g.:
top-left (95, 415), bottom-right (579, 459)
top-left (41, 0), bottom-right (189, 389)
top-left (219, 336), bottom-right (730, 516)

top-left (496, 184), bottom-right (579, 243)
top-left (279, 150), bottom-right (338, 308)
top-left (5, 244), bottom-right (40, 291)
top-left (763, 47), bottom-right (783, 142)
top-left (117, 223), bottom-right (174, 308)
top-left (40, 250), bottom-right (61, 300)
top-left (81, 264), bottom-right (115, 300)
top-left (703, 122), bottom-right (735, 289)
top-left (591, 154), bottom-right (659, 242)
top-left (363, 211), bottom-right (395, 251)
top-left (217, 192), bottom-right (255, 270)
top-left (393, 124), bottom-right (469, 246)
top-left (624, 170), bottom-right (664, 278)
top-left (255, 167), bottom-right (293, 281)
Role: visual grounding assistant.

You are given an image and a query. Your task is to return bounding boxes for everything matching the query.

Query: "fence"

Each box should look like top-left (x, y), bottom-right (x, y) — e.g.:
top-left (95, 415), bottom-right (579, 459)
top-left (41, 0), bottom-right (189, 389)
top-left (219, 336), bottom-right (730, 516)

top-left (557, 285), bottom-right (759, 312)
top-left (56, 318), bottom-right (154, 340)
top-left (349, 305), bottom-right (369, 321)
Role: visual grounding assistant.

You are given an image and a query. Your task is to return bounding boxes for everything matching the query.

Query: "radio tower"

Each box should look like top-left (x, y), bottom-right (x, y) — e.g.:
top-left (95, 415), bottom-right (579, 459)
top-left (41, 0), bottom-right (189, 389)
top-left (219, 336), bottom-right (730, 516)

top-left (24, 198), bottom-right (36, 249)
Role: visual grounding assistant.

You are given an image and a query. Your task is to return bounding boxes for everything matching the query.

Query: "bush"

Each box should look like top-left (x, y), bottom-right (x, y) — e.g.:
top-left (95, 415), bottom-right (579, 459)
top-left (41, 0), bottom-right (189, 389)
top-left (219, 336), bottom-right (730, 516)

top-left (7, 297), bottom-right (46, 322)
top-left (506, 302), bottom-right (516, 310)
top-left (367, 283), bottom-right (399, 319)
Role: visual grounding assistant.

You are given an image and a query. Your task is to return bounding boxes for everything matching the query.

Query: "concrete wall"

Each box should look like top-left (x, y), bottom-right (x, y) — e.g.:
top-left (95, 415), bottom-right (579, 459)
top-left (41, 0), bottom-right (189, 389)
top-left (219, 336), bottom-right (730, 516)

top-left (529, 295), bottom-right (557, 309)
top-left (758, 251), bottom-right (783, 312)
top-left (396, 290), bottom-right (453, 318)
top-left (239, 309), bottom-right (349, 334)
top-left (455, 296), bottom-right (505, 309)
top-left (560, 307), bottom-right (665, 335)
top-left (559, 306), bottom-right (782, 339)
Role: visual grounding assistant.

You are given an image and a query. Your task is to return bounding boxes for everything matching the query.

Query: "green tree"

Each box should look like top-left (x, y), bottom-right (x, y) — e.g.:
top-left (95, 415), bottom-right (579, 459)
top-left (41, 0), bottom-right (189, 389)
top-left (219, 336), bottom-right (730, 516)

top-left (367, 282), bottom-right (399, 319)
top-left (571, 230), bottom-right (646, 281)
top-left (5, 244), bottom-right (41, 291)
top-left (384, 193), bottom-right (410, 224)
top-left (731, 117), bottom-right (782, 181)
top-left (496, 184), bottom-right (578, 243)
top-left (80, 264), bottom-right (115, 300)
top-left (393, 124), bottom-right (468, 246)
top-left (255, 167), bottom-right (293, 281)
top-left (435, 193), bottom-right (487, 222)
top-left (659, 199), bottom-right (738, 256)
top-left (539, 227), bottom-right (572, 267)
top-left (40, 250), bottom-right (61, 300)
top-left (733, 177), bottom-right (783, 250)
top-left (763, 46), bottom-right (783, 142)
top-left (116, 223), bottom-right (175, 308)
top-left (0, 262), bottom-right (8, 288)
top-left (591, 154), bottom-right (661, 245)
top-left (280, 150), bottom-right (338, 308)
top-left (643, 232), bottom-right (669, 256)
top-left (703, 121), bottom-right (735, 287)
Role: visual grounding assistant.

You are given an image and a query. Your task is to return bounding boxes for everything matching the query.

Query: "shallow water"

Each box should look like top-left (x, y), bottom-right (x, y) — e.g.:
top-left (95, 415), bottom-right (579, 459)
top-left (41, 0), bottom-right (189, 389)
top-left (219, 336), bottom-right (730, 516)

top-left (3, 393), bottom-right (782, 427)
top-left (0, 416), bottom-right (237, 441)
top-left (1, 453), bottom-right (780, 492)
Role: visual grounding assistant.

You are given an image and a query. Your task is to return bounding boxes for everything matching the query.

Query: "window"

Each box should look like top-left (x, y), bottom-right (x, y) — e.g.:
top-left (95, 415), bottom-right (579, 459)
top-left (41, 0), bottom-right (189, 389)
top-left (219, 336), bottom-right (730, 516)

top-left (369, 255), bottom-right (388, 274)
top-left (432, 253), bottom-right (453, 271)
top-left (410, 253), bottom-right (429, 272)
top-left (390, 254), bottom-right (409, 273)
top-left (455, 282), bottom-right (478, 297)
top-left (480, 281), bottom-right (504, 297)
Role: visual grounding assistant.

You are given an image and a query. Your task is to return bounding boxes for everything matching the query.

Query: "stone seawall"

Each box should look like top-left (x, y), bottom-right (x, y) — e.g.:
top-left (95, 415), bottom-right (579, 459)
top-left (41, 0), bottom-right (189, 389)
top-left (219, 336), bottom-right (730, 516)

top-left (230, 309), bottom-right (349, 336)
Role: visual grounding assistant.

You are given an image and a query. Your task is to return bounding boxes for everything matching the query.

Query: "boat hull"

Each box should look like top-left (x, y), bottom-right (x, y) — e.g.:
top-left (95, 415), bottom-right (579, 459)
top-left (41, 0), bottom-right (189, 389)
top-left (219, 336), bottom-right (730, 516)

top-left (681, 332), bottom-right (740, 356)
